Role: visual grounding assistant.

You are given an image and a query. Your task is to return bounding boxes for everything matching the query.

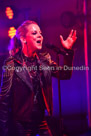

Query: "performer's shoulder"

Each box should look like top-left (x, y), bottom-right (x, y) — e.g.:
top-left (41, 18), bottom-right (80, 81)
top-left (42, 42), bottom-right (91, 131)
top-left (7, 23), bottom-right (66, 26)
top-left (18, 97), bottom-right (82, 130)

top-left (4, 56), bottom-right (14, 65)
top-left (39, 52), bottom-right (51, 60)
top-left (39, 52), bottom-right (52, 65)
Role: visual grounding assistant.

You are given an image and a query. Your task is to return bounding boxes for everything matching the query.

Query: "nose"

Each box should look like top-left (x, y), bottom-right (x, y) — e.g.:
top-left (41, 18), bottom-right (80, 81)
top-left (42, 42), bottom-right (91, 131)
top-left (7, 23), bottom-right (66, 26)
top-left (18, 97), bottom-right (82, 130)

top-left (37, 33), bottom-right (43, 38)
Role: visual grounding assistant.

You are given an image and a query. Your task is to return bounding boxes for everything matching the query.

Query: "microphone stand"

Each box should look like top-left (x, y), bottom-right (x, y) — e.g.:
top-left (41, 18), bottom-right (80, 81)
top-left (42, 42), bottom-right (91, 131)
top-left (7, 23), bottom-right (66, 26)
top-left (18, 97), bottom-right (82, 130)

top-left (56, 53), bottom-right (63, 136)
top-left (45, 44), bottom-right (67, 136)
top-left (51, 46), bottom-right (66, 136)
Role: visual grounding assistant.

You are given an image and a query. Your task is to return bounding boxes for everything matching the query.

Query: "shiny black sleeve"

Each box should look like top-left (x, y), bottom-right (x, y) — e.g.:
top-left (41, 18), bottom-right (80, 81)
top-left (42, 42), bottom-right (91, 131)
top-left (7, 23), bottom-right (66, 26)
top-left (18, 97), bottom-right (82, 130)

top-left (44, 49), bottom-right (74, 80)
top-left (0, 58), bottom-right (14, 136)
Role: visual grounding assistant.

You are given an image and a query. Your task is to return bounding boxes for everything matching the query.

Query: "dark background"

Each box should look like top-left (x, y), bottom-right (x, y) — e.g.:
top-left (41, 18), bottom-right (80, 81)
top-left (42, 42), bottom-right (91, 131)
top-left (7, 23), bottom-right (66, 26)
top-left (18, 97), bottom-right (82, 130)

top-left (0, 0), bottom-right (91, 135)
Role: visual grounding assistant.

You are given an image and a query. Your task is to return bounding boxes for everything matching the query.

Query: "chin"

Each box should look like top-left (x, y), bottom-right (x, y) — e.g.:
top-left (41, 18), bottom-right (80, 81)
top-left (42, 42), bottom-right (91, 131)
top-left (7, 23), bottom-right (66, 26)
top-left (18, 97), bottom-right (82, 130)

top-left (36, 46), bottom-right (42, 50)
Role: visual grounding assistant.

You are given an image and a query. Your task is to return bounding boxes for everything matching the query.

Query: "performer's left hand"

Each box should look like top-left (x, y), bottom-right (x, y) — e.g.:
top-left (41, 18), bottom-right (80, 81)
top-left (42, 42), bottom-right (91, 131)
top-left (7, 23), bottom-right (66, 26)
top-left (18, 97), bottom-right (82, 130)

top-left (60, 29), bottom-right (77, 49)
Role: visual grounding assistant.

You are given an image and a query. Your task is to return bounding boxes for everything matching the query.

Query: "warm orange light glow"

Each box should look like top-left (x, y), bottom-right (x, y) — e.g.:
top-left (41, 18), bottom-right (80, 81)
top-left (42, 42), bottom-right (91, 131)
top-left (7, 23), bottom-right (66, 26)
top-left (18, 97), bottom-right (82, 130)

top-left (8, 27), bottom-right (16, 38)
top-left (5, 7), bottom-right (14, 19)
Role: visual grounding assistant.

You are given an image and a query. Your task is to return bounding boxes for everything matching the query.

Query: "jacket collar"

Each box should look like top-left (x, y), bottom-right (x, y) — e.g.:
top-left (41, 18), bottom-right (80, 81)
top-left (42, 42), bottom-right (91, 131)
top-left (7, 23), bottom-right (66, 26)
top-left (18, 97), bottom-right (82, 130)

top-left (12, 51), bottom-right (40, 92)
top-left (13, 51), bottom-right (40, 65)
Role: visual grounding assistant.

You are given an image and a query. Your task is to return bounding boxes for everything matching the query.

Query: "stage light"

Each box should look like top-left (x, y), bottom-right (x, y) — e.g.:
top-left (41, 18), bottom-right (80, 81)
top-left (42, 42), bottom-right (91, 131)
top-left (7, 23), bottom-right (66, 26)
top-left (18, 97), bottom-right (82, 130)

top-left (5, 7), bottom-right (14, 19)
top-left (60, 11), bottom-right (76, 28)
top-left (8, 27), bottom-right (16, 38)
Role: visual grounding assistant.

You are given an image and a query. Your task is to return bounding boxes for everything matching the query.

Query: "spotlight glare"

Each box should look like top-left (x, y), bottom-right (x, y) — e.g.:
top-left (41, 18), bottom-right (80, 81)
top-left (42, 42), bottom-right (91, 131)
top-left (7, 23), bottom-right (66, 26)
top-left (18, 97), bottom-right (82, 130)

top-left (8, 27), bottom-right (16, 38)
top-left (5, 7), bottom-right (14, 19)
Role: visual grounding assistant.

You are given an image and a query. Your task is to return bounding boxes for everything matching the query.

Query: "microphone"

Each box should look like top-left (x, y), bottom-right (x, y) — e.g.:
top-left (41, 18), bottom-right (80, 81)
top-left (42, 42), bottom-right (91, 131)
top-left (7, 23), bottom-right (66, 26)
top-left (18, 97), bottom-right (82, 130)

top-left (45, 43), bottom-right (68, 56)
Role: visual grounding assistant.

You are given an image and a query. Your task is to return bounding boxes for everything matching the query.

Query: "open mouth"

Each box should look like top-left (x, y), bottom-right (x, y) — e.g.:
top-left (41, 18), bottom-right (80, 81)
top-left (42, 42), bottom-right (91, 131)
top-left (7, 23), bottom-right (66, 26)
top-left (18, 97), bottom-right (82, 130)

top-left (36, 40), bottom-right (41, 43)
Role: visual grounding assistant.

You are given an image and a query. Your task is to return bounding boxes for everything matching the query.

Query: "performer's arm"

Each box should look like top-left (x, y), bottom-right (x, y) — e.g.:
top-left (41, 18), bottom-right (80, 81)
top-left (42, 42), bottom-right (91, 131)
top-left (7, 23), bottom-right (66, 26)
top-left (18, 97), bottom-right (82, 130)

top-left (0, 58), bottom-right (14, 136)
top-left (46, 29), bottom-right (77, 79)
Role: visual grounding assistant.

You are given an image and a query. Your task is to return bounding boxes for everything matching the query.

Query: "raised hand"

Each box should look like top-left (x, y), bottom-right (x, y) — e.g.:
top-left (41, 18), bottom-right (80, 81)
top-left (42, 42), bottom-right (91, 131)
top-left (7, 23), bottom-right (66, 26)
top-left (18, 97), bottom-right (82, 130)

top-left (60, 30), bottom-right (77, 49)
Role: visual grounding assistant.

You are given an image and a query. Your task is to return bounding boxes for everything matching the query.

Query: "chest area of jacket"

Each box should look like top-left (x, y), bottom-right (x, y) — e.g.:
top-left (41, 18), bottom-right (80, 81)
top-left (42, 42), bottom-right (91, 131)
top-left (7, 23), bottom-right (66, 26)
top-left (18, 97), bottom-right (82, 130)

top-left (12, 61), bottom-right (52, 91)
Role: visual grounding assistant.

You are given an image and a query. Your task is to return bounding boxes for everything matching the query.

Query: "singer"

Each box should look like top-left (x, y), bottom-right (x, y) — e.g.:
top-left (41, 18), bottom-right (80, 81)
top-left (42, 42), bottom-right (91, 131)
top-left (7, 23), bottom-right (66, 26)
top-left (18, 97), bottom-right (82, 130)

top-left (0, 20), bottom-right (77, 136)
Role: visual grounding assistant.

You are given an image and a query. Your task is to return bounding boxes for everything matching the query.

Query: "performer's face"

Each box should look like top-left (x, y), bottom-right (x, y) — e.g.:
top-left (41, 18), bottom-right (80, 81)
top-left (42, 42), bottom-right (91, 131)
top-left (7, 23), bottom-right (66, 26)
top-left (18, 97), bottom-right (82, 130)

top-left (25, 24), bottom-right (43, 52)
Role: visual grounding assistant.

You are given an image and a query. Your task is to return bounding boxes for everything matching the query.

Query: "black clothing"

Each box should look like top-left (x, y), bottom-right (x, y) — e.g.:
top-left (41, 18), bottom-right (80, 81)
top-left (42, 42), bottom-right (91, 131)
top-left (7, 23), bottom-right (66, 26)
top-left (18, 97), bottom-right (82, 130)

top-left (23, 54), bottom-right (46, 111)
top-left (0, 50), bottom-right (74, 136)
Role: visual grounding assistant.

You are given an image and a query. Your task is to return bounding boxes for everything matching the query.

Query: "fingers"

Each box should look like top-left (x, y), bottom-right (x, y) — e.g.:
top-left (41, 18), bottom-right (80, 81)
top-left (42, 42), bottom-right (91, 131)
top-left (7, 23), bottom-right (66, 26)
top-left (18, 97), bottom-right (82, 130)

top-left (72, 30), bottom-right (76, 37)
top-left (69, 29), bottom-right (74, 37)
top-left (60, 35), bottom-right (64, 43)
top-left (72, 30), bottom-right (77, 41)
top-left (69, 29), bottom-right (77, 42)
top-left (69, 29), bottom-right (77, 37)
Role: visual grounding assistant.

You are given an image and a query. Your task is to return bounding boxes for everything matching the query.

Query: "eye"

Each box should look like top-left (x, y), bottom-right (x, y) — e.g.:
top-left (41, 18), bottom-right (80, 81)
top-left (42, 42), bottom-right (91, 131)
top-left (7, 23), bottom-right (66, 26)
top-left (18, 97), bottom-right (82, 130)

top-left (32, 32), bottom-right (37, 35)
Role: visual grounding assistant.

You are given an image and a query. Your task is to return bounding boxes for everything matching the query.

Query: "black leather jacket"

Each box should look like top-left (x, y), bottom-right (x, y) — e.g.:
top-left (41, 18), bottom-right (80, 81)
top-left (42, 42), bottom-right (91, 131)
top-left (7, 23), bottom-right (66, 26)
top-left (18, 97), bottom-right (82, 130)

top-left (0, 50), bottom-right (74, 136)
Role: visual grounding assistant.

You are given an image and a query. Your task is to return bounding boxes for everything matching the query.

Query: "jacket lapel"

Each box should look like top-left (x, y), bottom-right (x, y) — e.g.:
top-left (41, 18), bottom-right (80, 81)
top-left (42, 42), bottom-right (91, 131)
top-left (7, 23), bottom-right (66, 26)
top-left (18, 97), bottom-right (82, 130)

top-left (13, 52), bottom-right (33, 91)
top-left (15, 66), bottom-right (33, 91)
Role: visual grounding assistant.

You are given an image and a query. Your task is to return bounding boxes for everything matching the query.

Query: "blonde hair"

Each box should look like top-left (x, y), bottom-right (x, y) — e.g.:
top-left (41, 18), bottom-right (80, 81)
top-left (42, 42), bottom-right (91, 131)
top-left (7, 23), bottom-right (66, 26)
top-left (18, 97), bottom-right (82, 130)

top-left (9, 20), bottom-right (38, 56)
